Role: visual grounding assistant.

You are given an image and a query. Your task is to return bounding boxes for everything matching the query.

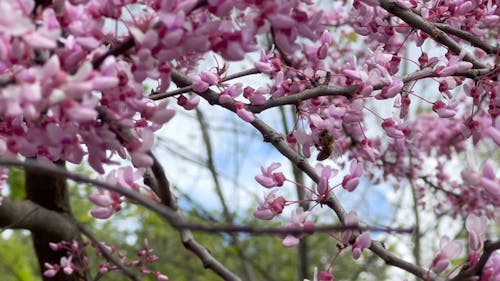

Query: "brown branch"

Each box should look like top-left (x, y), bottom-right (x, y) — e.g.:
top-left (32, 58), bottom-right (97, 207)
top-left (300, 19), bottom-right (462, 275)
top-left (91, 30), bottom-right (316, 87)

top-left (150, 68), bottom-right (260, 100)
top-left (379, 0), bottom-right (487, 69)
top-left (433, 23), bottom-right (499, 55)
top-left (163, 66), bottom-right (489, 115)
top-left (369, 242), bottom-right (430, 280)
top-left (0, 199), bottom-right (77, 236)
top-left (144, 152), bottom-right (177, 209)
top-left (247, 67), bottom-right (490, 113)
top-left (167, 223), bottom-right (413, 235)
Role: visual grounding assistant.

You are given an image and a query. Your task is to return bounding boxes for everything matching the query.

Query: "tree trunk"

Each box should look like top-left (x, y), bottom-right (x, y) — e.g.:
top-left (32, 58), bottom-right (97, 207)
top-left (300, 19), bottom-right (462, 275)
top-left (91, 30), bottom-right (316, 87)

top-left (25, 161), bottom-right (83, 281)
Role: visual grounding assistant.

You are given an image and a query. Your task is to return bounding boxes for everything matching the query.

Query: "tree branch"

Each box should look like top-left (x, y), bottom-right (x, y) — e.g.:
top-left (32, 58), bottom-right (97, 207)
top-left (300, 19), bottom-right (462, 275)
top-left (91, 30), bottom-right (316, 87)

top-left (433, 23), bottom-right (499, 55)
top-left (0, 199), bottom-right (77, 237)
top-left (247, 67), bottom-right (490, 113)
top-left (369, 242), bottom-right (430, 280)
top-left (379, 0), bottom-right (487, 69)
top-left (150, 68), bottom-right (260, 100)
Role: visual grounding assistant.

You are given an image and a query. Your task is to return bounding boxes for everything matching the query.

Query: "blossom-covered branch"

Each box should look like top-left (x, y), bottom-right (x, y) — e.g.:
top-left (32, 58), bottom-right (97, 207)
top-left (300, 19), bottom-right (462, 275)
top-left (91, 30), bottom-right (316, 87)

top-left (379, 0), bottom-right (488, 69)
top-left (170, 70), bottom-right (435, 281)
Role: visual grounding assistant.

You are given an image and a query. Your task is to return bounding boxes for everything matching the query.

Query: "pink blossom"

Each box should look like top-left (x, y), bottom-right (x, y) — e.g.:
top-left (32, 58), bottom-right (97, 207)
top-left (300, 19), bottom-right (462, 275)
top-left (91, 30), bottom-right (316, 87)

top-left (89, 192), bottom-right (114, 207)
top-left (128, 129), bottom-right (154, 168)
top-left (65, 104), bottom-right (98, 122)
top-left (485, 126), bottom-right (500, 146)
top-left (156, 272), bottom-right (169, 281)
top-left (377, 77), bottom-right (403, 99)
top-left (200, 71), bottom-right (220, 85)
top-left (192, 78), bottom-right (209, 93)
top-left (481, 160), bottom-right (500, 197)
top-left (319, 271), bottom-right (334, 281)
top-left (352, 232), bottom-right (371, 260)
top-left (396, 96), bottom-right (411, 119)
top-left (432, 100), bottom-right (457, 118)
top-left (129, 27), bottom-right (159, 49)
top-left (49, 242), bottom-right (60, 251)
top-left (149, 101), bottom-right (176, 124)
top-left (342, 159), bottom-right (363, 192)
top-left (234, 102), bottom-right (254, 122)
top-left (105, 166), bottom-right (145, 192)
top-left (177, 95), bottom-right (200, 110)
top-left (255, 163), bottom-right (285, 188)
top-left (293, 129), bottom-right (315, 158)
top-left (254, 50), bottom-right (281, 74)
top-left (315, 164), bottom-right (337, 199)
top-left (343, 99), bottom-right (364, 124)
top-left (91, 76), bottom-right (119, 91)
top-left (382, 119), bottom-right (405, 139)
top-left (254, 189), bottom-right (286, 220)
top-left (90, 206), bottom-right (115, 219)
top-left (304, 267), bottom-right (334, 281)
top-left (281, 207), bottom-right (314, 247)
top-left (219, 83), bottom-right (243, 103)
top-left (436, 55), bottom-right (473, 76)
top-left (43, 263), bottom-right (59, 277)
top-left (316, 31), bottom-right (331, 60)
top-left (243, 86), bottom-right (267, 105)
top-left (60, 256), bottom-right (74, 275)
top-left (465, 214), bottom-right (488, 251)
top-left (431, 235), bottom-right (462, 273)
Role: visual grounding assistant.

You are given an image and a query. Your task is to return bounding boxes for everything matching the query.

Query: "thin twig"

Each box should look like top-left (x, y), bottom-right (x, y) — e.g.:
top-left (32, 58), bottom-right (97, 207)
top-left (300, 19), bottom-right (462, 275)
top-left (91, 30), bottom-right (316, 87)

top-left (76, 223), bottom-right (141, 281)
top-left (171, 223), bottom-right (414, 235)
top-left (149, 68), bottom-right (260, 100)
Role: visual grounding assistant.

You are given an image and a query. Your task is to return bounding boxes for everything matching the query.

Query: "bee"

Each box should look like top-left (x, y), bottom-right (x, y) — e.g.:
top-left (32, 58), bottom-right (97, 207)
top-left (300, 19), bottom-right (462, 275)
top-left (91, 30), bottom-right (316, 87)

top-left (316, 130), bottom-right (341, 161)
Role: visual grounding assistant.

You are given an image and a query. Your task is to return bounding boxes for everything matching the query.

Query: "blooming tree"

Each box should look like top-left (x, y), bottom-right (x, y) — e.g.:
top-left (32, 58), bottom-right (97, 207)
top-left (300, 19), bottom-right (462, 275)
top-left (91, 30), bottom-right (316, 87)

top-left (0, 0), bottom-right (498, 280)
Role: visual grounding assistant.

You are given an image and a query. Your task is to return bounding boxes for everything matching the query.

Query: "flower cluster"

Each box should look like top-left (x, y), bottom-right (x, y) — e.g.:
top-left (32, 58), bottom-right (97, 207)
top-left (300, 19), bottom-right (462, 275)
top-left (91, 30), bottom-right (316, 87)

top-left (44, 239), bottom-right (167, 280)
